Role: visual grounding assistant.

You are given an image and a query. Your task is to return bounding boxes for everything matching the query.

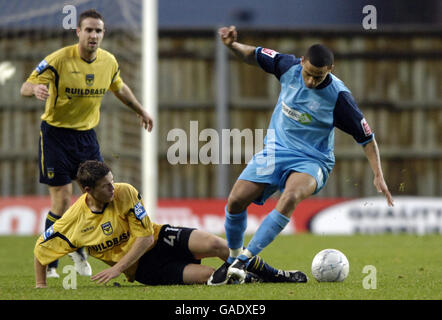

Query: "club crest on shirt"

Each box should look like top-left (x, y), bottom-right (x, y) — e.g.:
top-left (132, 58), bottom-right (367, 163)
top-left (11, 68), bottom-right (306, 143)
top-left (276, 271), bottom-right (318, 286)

top-left (308, 101), bottom-right (320, 112)
top-left (101, 221), bottom-right (113, 236)
top-left (85, 74), bottom-right (94, 86)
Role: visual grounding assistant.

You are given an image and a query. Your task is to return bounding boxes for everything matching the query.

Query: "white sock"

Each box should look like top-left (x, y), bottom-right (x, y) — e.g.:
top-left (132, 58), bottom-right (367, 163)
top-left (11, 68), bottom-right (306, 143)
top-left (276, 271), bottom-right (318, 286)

top-left (229, 248), bottom-right (242, 258)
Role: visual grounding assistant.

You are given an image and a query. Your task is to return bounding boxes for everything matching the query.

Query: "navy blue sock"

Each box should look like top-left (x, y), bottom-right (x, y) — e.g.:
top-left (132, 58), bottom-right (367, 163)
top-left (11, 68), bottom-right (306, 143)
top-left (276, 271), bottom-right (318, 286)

top-left (45, 211), bottom-right (60, 269)
top-left (246, 256), bottom-right (280, 281)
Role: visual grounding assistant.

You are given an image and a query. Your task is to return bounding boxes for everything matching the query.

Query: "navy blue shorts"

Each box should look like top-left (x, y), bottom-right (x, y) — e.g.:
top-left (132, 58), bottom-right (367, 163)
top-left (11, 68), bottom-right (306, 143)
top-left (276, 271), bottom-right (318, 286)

top-left (38, 121), bottom-right (103, 186)
top-left (135, 225), bottom-right (200, 285)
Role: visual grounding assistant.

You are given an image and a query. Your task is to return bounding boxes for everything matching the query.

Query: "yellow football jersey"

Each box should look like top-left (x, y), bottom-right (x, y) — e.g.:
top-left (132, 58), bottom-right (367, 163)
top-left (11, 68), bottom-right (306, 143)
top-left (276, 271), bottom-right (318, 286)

top-left (34, 183), bottom-right (162, 282)
top-left (27, 44), bottom-right (124, 130)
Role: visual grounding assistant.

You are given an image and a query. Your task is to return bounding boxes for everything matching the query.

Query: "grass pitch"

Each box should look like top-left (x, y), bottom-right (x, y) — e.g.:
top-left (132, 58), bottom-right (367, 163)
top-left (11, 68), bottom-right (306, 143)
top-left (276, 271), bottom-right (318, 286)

top-left (0, 234), bottom-right (441, 300)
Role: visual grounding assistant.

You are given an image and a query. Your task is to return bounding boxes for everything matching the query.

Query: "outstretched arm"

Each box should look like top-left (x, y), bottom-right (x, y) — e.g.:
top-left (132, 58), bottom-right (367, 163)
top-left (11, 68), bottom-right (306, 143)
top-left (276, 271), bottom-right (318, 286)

top-left (91, 235), bottom-right (154, 284)
top-left (363, 139), bottom-right (394, 206)
top-left (218, 26), bottom-right (258, 66)
top-left (112, 83), bottom-right (153, 132)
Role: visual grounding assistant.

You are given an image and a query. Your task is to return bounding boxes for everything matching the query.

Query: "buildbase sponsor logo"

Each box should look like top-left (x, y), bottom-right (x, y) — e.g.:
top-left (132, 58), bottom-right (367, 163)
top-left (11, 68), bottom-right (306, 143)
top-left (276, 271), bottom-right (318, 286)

top-left (309, 197), bottom-right (442, 235)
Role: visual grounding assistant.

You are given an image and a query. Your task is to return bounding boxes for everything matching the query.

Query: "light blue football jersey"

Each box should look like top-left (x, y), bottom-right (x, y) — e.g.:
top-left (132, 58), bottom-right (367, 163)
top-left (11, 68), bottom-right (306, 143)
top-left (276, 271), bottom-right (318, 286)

top-left (256, 47), bottom-right (373, 172)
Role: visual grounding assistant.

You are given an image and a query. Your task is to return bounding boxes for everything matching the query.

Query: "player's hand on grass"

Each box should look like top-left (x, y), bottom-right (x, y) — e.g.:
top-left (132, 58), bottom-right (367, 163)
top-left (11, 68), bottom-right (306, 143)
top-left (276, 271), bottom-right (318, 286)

top-left (33, 84), bottom-right (49, 101)
top-left (374, 175), bottom-right (394, 207)
top-left (91, 266), bottom-right (121, 284)
top-left (218, 25), bottom-right (237, 47)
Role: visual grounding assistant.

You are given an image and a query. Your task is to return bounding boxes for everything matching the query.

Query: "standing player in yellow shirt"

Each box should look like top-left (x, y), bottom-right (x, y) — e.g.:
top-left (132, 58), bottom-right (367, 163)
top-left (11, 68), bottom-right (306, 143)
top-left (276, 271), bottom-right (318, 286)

top-left (34, 161), bottom-right (308, 288)
top-left (21, 9), bottom-right (153, 278)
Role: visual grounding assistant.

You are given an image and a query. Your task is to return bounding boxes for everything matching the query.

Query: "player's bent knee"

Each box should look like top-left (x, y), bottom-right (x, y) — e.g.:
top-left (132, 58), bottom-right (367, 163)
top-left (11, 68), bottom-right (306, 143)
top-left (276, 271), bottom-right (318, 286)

top-left (285, 186), bottom-right (312, 204)
top-left (227, 194), bottom-right (248, 213)
top-left (278, 191), bottom-right (307, 215)
top-left (279, 192), bottom-right (296, 206)
top-left (183, 264), bottom-right (215, 284)
top-left (208, 236), bottom-right (229, 258)
top-left (54, 194), bottom-right (71, 210)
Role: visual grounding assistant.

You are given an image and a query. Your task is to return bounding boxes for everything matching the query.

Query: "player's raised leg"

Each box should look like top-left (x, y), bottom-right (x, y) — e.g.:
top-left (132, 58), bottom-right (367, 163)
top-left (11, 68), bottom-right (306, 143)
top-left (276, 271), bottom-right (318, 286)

top-left (228, 172), bottom-right (316, 283)
top-left (208, 180), bottom-right (266, 285)
top-left (274, 172), bottom-right (317, 216)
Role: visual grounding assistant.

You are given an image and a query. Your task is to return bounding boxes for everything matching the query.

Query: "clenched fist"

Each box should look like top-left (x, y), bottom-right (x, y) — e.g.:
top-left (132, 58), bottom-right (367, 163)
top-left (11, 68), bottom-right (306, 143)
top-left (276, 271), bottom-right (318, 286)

top-left (218, 26), bottom-right (238, 47)
top-left (33, 84), bottom-right (49, 101)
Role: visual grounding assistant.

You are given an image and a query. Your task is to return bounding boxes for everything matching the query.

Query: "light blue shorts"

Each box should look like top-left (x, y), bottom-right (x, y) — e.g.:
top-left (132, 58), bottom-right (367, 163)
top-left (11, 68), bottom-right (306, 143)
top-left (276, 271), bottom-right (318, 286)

top-left (238, 146), bottom-right (331, 205)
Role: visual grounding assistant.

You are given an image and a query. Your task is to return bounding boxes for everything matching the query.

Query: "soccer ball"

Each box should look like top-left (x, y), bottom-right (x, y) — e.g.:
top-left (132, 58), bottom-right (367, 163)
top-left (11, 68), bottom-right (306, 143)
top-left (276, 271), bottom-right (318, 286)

top-left (311, 249), bottom-right (349, 282)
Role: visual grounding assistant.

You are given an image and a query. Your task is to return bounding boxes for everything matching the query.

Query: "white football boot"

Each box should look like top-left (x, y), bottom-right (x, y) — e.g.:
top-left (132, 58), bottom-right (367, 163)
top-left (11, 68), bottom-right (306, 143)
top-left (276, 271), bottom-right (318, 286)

top-left (46, 267), bottom-right (60, 278)
top-left (227, 258), bottom-right (248, 284)
top-left (68, 249), bottom-right (92, 276)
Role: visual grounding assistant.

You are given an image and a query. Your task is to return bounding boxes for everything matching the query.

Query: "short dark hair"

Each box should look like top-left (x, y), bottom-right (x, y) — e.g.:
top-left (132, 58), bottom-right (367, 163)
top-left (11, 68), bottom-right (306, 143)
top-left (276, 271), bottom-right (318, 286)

top-left (305, 44), bottom-right (334, 68)
top-left (77, 160), bottom-right (111, 189)
top-left (78, 9), bottom-right (104, 28)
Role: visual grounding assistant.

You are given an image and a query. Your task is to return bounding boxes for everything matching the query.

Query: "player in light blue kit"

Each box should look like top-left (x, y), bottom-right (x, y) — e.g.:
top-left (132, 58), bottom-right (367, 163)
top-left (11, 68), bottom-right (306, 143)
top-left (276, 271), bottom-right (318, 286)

top-left (208, 26), bottom-right (394, 285)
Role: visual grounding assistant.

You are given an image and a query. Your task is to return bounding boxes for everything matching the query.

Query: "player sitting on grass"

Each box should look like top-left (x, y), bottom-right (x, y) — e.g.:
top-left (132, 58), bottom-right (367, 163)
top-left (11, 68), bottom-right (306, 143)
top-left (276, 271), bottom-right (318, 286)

top-left (34, 160), bottom-right (307, 288)
top-left (21, 9), bottom-right (153, 280)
